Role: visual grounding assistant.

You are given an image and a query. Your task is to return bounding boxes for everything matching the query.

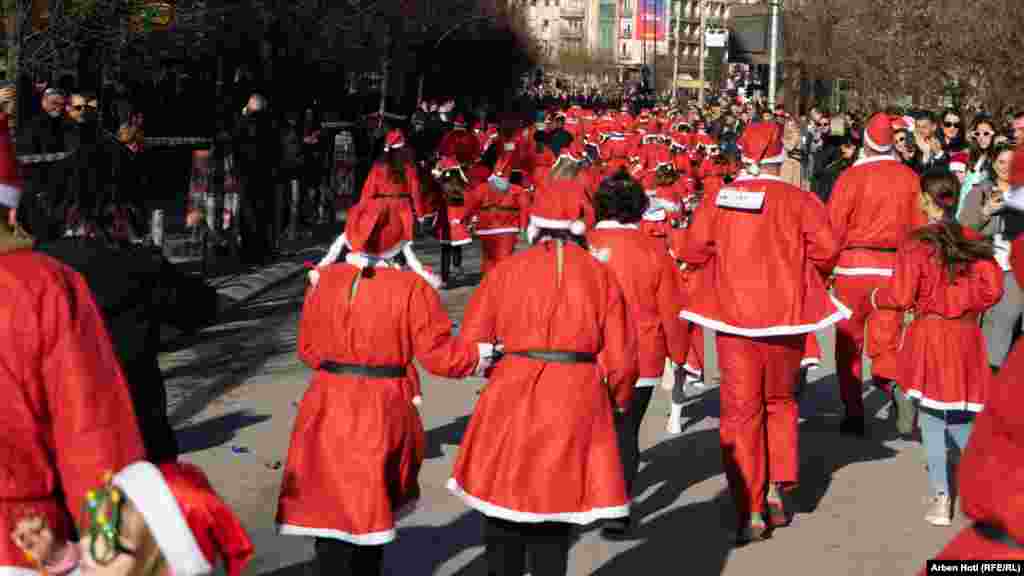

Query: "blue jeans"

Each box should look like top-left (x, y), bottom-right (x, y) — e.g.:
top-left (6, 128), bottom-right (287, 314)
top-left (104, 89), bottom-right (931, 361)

top-left (917, 406), bottom-right (974, 496)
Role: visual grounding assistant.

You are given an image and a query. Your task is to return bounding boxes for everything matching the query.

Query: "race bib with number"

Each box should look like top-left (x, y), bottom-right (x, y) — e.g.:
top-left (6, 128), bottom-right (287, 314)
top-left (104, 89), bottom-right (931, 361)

top-left (716, 187), bottom-right (766, 210)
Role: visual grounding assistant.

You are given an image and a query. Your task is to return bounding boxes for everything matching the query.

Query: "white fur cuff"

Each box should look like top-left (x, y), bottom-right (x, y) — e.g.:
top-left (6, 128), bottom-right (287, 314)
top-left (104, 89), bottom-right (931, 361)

top-left (473, 343), bottom-right (502, 377)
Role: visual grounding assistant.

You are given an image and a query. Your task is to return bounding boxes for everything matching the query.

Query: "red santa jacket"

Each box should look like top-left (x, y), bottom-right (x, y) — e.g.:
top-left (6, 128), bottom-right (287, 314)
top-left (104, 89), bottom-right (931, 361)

top-left (676, 174), bottom-right (848, 336)
top-left (922, 341), bottom-right (1024, 568)
top-left (588, 222), bottom-right (689, 381)
top-left (450, 240), bottom-right (638, 525)
top-left (828, 155), bottom-right (928, 277)
top-left (438, 127), bottom-right (483, 166)
top-left (0, 245), bottom-right (146, 569)
top-left (463, 179), bottom-right (527, 236)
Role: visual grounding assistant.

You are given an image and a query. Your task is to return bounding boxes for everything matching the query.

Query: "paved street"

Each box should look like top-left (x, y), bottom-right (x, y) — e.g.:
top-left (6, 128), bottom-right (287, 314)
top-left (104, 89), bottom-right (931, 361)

top-left (162, 239), bottom-right (964, 576)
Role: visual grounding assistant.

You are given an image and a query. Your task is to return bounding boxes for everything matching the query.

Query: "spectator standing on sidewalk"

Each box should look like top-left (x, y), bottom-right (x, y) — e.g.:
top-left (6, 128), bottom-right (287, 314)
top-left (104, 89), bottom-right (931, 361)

top-left (64, 92), bottom-right (105, 219)
top-left (0, 112), bottom-right (146, 571)
top-left (233, 93), bottom-right (281, 267)
top-left (18, 88), bottom-right (67, 241)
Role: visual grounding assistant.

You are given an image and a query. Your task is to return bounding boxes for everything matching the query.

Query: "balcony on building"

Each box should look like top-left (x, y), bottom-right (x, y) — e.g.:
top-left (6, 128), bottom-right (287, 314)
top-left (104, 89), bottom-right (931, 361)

top-left (560, 24), bottom-right (583, 39)
top-left (560, 4), bottom-right (584, 19)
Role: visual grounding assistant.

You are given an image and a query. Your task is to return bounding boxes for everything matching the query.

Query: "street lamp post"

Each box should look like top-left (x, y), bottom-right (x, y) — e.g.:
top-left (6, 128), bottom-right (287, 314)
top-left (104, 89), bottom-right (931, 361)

top-left (671, 0), bottom-right (682, 106)
top-left (768, 0), bottom-right (780, 108)
top-left (698, 0), bottom-right (707, 105)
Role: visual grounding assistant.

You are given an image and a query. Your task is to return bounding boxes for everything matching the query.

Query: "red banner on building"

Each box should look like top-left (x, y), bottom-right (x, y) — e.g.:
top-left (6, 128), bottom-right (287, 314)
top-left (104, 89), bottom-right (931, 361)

top-left (635, 0), bottom-right (666, 41)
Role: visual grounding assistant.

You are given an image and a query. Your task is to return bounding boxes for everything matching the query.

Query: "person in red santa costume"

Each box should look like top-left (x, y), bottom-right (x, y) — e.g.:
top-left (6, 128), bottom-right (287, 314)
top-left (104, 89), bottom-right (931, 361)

top-left (922, 147), bottom-right (1024, 565)
top-left (0, 112), bottom-right (147, 574)
top-left (639, 147), bottom-right (693, 240)
top-left (312, 129), bottom-right (443, 290)
top-left (437, 115), bottom-right (483, 167)
top-left (449, 181), bottom-right (638, 575)
top-left (277, 200), bottom-right (492, 574)
top-left (587, 172), bottom-right (690, 538)
top-left (871, 170), bottom-right (1002, 526)
top-left (531, 139), bottom-right (596, 230)
top-left (828, 113), bottom-right (928, 437)
top-left (462, 153), bottom-right (528, 277)
top-left (76, 461), bottom-right (254, 576)
top-left (432, 156), bottom-right (474, 287)
top-left (675, 122), bottom-right (848, 542)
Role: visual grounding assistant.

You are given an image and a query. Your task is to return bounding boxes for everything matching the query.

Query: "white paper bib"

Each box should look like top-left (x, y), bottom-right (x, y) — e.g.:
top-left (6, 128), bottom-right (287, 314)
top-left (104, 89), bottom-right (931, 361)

top-left (716, 187), bottom-right (766, 210)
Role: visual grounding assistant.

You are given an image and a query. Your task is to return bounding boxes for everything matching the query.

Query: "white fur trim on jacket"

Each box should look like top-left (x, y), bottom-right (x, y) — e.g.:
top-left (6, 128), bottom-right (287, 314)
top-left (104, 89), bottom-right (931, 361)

top-left (1005, 186), bottom-right (1024, 212)
top-left (852, 154), bottom-right (898, 168)
top-left (113, 462), bottom-right (213, 576)
top-left (594, 220), bottom-right (640, 230)
top-left (636, 377), bottom-right (661, 388)
top-left (277, 523), bottom-right (397, 546)
top-left (903, 390), bottom-right (983, 413)
top-left (446, 479), bottom-right (629, 525)
top-left (800, 357), bottom-right (821, 369)
top-left (680, 295), bottom-right (853, 338)
top-left (833, 266), bottom-right (894, 277)
top-left (0, 183), bottom-right (21, 208)
top-left (319, 233), bottom-right (349, 267)
top-left (0, 569), bottom-right (45, 576)
top-left (474, 342), bottom-right (502, 377)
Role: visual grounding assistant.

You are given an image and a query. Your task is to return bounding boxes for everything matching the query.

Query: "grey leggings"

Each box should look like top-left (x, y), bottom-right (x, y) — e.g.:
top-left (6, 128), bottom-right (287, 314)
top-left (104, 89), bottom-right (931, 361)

top-left (982, 271), bottom-right (1024, 367)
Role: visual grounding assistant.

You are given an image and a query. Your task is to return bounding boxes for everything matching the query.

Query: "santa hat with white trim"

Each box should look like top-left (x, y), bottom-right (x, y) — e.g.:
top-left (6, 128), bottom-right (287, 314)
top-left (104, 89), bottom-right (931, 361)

top-left (383, 129), bottom-right (405, 152)
top-left (863, 113), bottom-right (894, 153)
top-left (344, 198), bottom-right (409, 261)
top-left (453, 115), bottom-right (467, 128)
top-left (527, 175), bottom-right (593, 241)
top-left (433, 156), bottom-right (468, 183)
top-left (736, 121), bottom-right (786, 174)
top-left (949, 151), bottom-right (969, 174)
top-left (0, 114), bottom-right (21, 208)
top-left (112, 461), bottom-right (254, 576)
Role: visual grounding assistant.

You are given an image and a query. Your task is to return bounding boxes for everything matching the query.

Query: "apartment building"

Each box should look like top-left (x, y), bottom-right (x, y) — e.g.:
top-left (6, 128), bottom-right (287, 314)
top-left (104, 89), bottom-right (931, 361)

top-left (519, 0), bottom-right (590, 60)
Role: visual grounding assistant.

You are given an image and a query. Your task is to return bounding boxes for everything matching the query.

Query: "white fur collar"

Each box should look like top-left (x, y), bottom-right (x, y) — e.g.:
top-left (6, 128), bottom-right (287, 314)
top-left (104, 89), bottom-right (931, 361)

top-left (852, 154), bottom-right (898, 167)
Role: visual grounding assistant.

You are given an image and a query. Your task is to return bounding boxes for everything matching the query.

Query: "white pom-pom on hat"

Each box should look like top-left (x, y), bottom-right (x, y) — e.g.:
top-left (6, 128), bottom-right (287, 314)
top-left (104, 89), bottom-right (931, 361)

top-left (570, 220), bottom-right (586, 236)
top-left (412, 395), bottom-right (423, 407)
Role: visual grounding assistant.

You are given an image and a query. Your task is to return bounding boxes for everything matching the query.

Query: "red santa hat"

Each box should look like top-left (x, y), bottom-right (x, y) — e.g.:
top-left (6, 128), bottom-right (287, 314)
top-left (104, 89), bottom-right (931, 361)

top-left (383, 129), bottom-right (405, 152)
top-left (112, 462), bottom-right (254, 576)
top-left (863, 113), bottom-right (894, 153)
top-left (890, 116), bottom-right (911, 131)
top-left (343, 199), bottom-right (408, 260)
top-left (949, 151), bottom-right (969, 174)
top-left (0, 114), bottom-right (21, 208)
top-left (433, 156), bottom-right (468, 182)
top-left (527, 179), bottom-right (591, 238)
top-left (737, 122), bottom-right (786, 169)
top-left (453, 115), bottom-right (466, 128)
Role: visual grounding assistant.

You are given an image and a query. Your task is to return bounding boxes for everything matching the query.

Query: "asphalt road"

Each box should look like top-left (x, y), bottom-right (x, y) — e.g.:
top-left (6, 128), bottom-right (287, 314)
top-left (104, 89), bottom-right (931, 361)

top-left (160, 240), bottom-right (964, 576)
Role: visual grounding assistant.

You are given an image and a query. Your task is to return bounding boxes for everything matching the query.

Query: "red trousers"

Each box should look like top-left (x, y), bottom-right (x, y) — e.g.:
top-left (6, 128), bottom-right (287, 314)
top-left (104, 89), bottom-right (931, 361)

top-left (833, 276), bottom-right (902, 417)
top-left (479, 234), bottom-right (518, 276)
top-left (716, 332), bottom-right (802, 524)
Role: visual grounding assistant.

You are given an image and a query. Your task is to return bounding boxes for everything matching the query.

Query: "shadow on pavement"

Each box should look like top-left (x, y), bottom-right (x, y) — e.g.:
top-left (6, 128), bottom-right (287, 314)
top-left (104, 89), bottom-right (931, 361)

top-left (425, 415), bottom-right (473, 460)
top-left (175, 409), bottom-right (272, 454)
top-left (590, 491), bottom-right (735, 576)
top-left (386, 511), bottom-right (485, 575)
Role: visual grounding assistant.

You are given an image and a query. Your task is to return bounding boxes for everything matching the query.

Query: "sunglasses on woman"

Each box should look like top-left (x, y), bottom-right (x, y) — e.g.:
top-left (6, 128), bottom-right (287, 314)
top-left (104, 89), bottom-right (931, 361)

top-left (975, 131), bottom-right (995, 138)
top-left (943, 121), bottom-right (960, 128)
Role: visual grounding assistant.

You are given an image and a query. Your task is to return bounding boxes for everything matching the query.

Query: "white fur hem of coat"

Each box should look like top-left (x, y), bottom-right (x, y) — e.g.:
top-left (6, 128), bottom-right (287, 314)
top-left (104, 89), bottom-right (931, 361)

top-left (0, 568), bottom-right (44, 576)
top-left (904, 390), bottom-right (983, 413)
top-left (446, 478), bottom-right (629, 525)
top-left (636, 377), bottom-right (661, 388)
top-left (833, 266), bottom-right (894, 277)
top-left (680, 295), bottom-right (852, 338)
top-left (800, 357), bottom-right (820, 369)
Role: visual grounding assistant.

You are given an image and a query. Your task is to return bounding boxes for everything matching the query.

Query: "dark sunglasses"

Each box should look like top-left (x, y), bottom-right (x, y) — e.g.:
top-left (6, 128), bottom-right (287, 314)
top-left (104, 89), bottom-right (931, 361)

top-left (944, 121), bottom-right (961, 128)
top-left (894, 136), bottom-right (908, 145)
top-left (976, 131), bottom-right (995, 138)
top-left (71, 105), bottom-right (86, 111)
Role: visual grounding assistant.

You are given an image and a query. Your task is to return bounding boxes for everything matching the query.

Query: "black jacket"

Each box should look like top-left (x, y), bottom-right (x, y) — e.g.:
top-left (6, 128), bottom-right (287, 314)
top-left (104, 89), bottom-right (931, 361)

top-left (35, 238), bottom-right (218, 462)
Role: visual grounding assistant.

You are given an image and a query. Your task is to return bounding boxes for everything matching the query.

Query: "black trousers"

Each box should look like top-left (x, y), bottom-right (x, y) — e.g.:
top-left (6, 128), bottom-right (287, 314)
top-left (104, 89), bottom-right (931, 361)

top-left (614, 386), bottom-right (655, 496)
top-left (483, 516), bottom-right (572, 576)
top-left (440, 244), bottom-right (464, 283)
top-left (315, 537), bottom-right (383, 576)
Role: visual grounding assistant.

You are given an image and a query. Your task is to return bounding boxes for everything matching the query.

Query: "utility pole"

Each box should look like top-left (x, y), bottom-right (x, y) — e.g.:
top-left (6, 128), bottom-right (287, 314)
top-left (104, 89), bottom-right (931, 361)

top-left (671, 0), bottom-right (682, 106)
top-left (698, 0), bottom-right (707, 105)
top-left (768, 0), bottom-right (780, 108)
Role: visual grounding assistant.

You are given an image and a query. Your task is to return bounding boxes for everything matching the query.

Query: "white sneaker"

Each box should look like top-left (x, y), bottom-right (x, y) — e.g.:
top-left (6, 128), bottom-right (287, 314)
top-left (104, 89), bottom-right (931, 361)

top-left (925, 493), bottom-right (952, 526)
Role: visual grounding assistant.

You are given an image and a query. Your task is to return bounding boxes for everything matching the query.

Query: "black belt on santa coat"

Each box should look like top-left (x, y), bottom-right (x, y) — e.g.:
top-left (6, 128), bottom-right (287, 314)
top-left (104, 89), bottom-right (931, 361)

top-left (843, 245), bottom-right (898, 253)
top-left (973, 522), bottom-right (1024, 550)
top-left (318, 361), bottom-right (407, 379)
top-left (505, 350), bottom-right (597, 364)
